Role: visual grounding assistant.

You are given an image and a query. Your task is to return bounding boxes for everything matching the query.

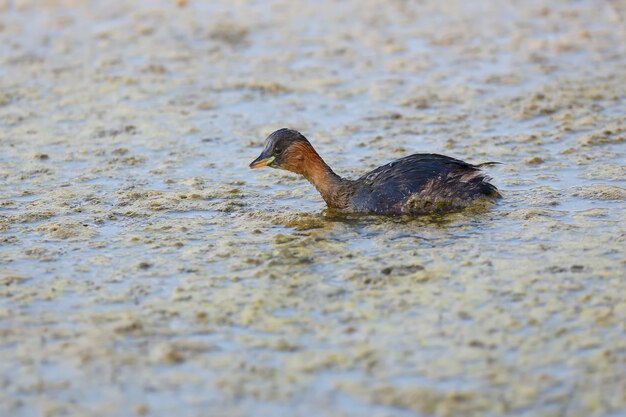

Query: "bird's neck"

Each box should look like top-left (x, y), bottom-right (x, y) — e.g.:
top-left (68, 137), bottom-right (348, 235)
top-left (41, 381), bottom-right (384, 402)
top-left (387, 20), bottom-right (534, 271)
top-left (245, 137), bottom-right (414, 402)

top-left (300, 150), bottom-right (350, 209)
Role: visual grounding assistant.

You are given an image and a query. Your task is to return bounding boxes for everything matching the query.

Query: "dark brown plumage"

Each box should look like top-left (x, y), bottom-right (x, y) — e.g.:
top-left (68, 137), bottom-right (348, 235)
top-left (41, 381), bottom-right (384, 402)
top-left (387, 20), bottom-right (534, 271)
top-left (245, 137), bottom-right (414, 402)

top-left (250, 128), bottom-right (500, 215)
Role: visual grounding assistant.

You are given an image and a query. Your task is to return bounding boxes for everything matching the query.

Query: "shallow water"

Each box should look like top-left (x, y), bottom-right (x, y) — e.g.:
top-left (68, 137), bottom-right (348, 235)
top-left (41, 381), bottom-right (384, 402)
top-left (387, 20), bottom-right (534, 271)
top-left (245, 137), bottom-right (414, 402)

top-left (1, 1), bottom-right (625, 416)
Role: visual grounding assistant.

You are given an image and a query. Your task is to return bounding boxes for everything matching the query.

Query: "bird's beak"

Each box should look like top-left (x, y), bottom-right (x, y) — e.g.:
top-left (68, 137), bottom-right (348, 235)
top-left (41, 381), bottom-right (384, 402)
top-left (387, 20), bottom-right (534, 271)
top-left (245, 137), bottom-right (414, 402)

top-left (249, 154), bottom-right (275, 169)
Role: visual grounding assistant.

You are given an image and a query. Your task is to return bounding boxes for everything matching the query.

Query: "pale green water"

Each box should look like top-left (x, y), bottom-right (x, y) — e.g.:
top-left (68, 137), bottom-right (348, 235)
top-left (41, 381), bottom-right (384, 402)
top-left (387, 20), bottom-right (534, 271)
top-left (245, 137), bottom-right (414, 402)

top-left (1, 1), bottom-right (625, 416)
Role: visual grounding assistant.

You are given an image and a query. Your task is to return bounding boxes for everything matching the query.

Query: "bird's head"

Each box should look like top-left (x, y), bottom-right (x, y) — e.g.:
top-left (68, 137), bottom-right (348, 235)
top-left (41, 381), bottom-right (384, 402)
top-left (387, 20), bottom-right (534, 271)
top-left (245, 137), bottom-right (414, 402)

top-left (249, 128), bottom-right (315, 175)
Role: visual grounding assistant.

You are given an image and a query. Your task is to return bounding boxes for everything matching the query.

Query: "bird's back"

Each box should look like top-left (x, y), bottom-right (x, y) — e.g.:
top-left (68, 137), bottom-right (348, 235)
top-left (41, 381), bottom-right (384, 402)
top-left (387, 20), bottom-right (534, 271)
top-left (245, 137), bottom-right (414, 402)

top-left (348, 153), bottom-right (500, 214)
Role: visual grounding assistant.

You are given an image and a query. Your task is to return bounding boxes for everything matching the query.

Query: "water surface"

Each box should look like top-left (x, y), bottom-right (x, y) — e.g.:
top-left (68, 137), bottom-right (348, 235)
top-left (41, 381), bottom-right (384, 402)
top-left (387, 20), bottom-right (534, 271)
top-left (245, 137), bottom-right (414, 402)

top-left (1, 1), bottom-right (625, 416)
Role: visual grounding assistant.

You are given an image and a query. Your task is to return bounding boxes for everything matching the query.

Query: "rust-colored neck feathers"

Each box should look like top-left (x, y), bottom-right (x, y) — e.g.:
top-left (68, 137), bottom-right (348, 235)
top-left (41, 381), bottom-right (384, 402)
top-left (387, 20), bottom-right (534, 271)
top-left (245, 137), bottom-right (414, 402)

top-left (282, 142), bottom-right (349, 209)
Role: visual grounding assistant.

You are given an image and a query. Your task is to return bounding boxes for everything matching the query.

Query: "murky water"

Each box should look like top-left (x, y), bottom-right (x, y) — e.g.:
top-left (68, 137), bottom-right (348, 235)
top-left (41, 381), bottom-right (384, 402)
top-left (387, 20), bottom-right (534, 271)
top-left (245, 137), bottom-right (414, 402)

top-left (1, 1), bottom-right (625, 416)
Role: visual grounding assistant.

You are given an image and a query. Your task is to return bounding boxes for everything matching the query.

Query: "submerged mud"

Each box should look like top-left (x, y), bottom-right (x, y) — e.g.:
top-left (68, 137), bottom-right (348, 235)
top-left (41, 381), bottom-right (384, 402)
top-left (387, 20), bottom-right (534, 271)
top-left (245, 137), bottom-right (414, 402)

top-left (1, 1), bottom-right (625, 416)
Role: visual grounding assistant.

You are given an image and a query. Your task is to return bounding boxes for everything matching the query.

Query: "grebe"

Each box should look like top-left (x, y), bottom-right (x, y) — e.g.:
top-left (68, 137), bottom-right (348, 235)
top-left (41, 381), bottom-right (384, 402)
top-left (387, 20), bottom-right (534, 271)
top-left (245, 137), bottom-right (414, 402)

top-left (250, 128), bottom-right (500, 215)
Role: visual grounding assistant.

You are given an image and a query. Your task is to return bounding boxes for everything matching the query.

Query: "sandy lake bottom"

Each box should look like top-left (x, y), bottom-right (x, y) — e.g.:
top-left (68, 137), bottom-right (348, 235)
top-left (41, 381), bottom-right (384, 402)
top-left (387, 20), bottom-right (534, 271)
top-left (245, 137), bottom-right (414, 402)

top-left (1, 1), bottom-right (625, 416)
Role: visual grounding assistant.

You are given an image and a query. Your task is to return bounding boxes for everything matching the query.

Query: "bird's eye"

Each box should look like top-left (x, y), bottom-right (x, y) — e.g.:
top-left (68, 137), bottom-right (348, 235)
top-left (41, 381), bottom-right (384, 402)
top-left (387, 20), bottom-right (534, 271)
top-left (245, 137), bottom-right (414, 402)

top-left (274, 147), bottom-right (283, 155)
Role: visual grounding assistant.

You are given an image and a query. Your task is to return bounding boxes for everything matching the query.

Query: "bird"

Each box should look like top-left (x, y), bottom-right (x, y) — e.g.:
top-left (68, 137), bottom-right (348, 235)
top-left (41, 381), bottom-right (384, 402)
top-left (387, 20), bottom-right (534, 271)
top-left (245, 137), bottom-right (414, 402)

top-left (250, 128), bottom-right (500, 215)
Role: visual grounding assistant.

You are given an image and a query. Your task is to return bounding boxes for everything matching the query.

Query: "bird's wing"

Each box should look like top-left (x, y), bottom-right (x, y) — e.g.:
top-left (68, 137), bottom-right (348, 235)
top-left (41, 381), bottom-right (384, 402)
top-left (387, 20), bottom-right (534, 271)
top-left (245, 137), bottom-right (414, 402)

top-left (350, 154), bottom-right (498, 213)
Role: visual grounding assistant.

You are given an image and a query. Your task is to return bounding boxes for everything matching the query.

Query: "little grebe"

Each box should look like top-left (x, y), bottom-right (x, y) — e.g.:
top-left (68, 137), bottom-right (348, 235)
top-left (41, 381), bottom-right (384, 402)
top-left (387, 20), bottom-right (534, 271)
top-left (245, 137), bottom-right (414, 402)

top-left (250, 128), bottom-right (500, 215)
